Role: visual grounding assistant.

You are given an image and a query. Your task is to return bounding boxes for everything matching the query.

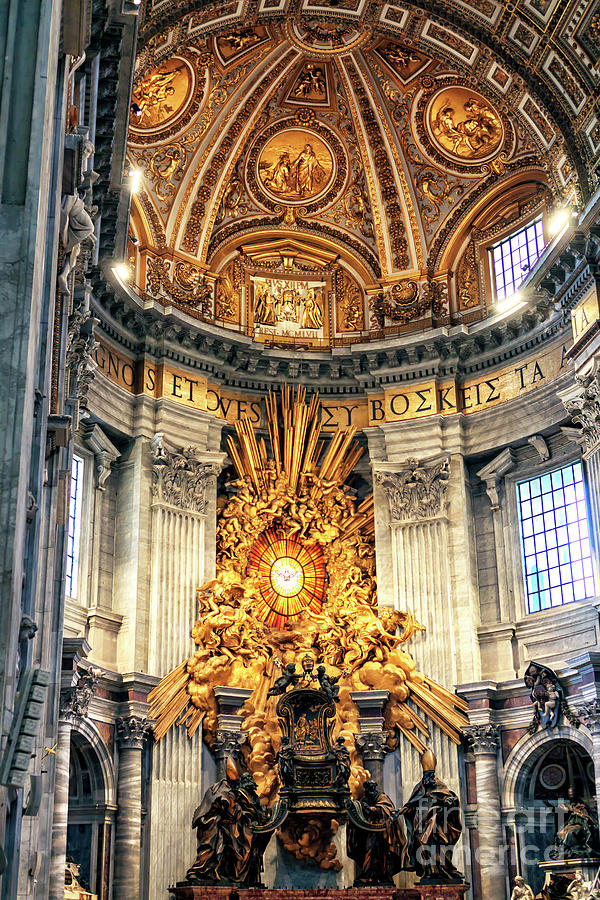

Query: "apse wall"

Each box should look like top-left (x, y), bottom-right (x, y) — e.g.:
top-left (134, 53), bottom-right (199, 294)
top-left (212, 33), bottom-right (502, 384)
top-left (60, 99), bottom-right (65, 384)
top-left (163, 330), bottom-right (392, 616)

top-left (60, 257), bottom-right (600, 897)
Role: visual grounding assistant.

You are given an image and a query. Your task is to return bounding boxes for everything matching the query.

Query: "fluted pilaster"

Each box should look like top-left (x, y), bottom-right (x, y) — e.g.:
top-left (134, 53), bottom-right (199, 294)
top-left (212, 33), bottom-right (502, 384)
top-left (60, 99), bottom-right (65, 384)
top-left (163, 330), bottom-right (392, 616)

top-left (147, 436), bottom-right (223, 899)
top-left (376, 458), bottom-right (461, 814)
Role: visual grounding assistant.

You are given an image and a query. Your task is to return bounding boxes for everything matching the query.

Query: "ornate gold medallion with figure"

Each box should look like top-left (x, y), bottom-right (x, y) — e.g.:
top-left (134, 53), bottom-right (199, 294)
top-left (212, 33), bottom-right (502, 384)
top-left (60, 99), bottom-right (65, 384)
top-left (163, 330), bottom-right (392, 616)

top-left (427, 87), bottom-right (503, 163)
top-left (257, 130), bottom-right (334, 204)
top-left (129, 57), bottom-right (192, 131)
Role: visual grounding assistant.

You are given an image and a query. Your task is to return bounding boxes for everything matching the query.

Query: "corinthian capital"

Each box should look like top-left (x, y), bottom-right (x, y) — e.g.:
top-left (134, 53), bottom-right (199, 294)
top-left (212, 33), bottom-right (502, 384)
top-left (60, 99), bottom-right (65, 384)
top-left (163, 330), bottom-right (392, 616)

top-left (150, 433), bottom-right (222, 513)
top-left (375, 455), bottom-right (450, 523)
top-left (116, 715), bottom-right (152, 749)
top-left (356, 731), bottom-right (387, 760)
top-left (464, 723), bottom-right (501, 755)
top-left (560, 371), bottom-right (600, 456)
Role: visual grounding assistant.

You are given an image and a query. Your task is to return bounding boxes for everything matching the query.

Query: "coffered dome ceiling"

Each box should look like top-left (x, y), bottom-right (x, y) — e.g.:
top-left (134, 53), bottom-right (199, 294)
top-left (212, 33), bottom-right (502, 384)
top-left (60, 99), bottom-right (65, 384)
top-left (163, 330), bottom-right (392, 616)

top-left (124, 0), bottom-right (600, 351)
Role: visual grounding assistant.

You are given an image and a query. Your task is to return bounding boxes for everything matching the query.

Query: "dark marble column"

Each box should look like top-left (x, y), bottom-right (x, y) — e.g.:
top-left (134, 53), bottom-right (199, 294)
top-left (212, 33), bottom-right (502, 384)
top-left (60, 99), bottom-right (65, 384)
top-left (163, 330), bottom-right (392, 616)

top-left (355, 731), bottom-right (387, 786)
top-left (113, 715), bottom-right (151, 899)
top-left (464, 724), bottom-right (505, 900)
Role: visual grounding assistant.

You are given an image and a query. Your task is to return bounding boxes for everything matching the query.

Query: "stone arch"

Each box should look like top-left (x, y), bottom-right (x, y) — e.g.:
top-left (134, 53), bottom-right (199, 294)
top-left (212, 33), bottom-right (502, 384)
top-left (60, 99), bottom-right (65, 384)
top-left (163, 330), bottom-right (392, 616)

top-left (70, 717), bottom-right (116, 807)
top-left (66, 720), bottom-right (116, 900)
top-left (502, 725), bottom-right (593, 812)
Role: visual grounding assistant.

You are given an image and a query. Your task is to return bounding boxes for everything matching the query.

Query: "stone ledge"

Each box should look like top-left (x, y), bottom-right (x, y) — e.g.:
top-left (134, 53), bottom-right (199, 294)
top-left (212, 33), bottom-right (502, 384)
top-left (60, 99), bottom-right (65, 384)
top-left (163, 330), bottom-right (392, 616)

top-left (168, 886), bottom-right (468, 899)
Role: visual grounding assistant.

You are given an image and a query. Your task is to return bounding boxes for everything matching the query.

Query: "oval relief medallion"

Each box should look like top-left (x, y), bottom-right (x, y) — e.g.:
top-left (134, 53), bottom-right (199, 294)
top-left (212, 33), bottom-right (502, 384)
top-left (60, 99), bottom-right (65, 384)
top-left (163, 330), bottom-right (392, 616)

top-left (129, 56), bottom-right (195, 139)
top-left (257, 129), bottom-right (335, 205)
top-left (426, 87), bottom-right (503, 165)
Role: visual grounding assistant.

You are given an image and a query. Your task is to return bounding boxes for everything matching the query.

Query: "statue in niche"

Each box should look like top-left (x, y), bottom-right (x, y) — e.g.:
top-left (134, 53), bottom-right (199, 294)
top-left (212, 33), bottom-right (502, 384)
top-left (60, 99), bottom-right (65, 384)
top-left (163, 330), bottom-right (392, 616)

top-left (346, 779), bottom-right (409, 886)
top-left (185, 758), bottom-right (287, 887)
top-left (400, 749), bottom-right (464, 884)
top-left (523, 661), bottom-right (580, 732)
top-left (546, 787), bottom-right (599, 860)
top-left (511, 876), bottom-right (535, 900)
top-left (58, 140), bottom-right (98, 294)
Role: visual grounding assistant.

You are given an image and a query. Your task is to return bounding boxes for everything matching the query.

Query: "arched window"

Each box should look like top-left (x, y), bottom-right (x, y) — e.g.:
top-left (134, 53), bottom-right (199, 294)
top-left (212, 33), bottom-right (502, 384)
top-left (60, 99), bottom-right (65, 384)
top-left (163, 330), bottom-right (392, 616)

top-left (490, 217), bottom-right (546, 302)
top-left (516, 461), bottom-right (596, 613)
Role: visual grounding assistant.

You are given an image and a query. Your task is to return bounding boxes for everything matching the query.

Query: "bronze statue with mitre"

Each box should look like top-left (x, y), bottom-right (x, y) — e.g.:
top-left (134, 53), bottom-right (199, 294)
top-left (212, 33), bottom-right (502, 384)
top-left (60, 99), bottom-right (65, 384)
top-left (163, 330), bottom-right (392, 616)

top-left (400, 749), bottom-right (464, 884)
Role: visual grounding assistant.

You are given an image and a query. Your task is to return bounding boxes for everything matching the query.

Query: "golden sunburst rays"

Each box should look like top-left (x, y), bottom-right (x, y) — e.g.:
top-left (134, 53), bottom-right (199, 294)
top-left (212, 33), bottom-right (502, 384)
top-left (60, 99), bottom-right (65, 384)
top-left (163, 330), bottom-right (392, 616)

top-left (247, 529), bottom-right (327, 628)
top-left (227, 385), bottom-right (364, 500)
top-left (148, 386), bottom-right (470, 758)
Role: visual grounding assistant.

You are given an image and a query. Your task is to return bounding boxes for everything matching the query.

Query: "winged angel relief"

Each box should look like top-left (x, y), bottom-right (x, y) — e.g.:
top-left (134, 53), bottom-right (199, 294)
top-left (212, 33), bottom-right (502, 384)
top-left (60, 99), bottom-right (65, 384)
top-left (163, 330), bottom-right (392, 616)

top-left (149, 388), bottom-right (468, 814)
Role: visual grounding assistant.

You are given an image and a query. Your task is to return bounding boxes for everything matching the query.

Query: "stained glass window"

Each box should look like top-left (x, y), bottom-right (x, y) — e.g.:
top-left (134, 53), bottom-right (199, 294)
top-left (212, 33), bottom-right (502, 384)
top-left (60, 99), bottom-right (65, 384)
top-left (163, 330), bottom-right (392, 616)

top-left (517, 462), bottom-right (596, 613)
top-left (65, 454), bottom-right (84, 598)
top-left (491, 219), bottom-right (545, 302)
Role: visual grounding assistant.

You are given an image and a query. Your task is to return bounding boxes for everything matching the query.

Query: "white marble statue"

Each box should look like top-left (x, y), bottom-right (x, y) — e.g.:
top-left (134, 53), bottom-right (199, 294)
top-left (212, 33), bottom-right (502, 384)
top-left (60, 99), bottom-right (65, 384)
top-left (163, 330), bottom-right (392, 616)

top-left (567, 871), bottom-right (600, 899)
top-left (511, 875), bottom-right (534, 900)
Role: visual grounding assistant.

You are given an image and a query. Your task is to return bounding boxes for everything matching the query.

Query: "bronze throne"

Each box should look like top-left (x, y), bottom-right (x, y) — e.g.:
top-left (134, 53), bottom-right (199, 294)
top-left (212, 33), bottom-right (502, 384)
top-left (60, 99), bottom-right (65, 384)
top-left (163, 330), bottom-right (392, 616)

top-left (276, 684), bottom-right (350, 816)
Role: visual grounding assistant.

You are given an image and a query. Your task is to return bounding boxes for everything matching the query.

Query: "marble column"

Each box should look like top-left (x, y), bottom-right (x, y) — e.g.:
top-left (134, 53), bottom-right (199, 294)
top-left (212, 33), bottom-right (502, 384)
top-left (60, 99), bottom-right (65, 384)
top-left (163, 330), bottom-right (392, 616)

top-left (578, 699), bottom-right (600, 824)
top-left (464, 724), bottom-right (505, 900)
top-left (113, 715), bottom-right (151, 900)
top-left (47, 720), bottom-right (73, 900)
top-left (48, 664), bottom-right (99, 900)
top-left (213, 686), bottom-right (252, 780)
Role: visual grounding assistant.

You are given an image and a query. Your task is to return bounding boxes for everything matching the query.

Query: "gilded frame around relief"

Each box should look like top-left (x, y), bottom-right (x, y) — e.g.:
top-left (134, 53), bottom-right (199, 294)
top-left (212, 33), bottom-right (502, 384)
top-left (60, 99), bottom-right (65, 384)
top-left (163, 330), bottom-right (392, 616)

top-left (247, 118), bottom-right (348, 213)
top-left (247, 268), bottom-right (332, 350)
top-left (414, 78), bottom-right (514, 175)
